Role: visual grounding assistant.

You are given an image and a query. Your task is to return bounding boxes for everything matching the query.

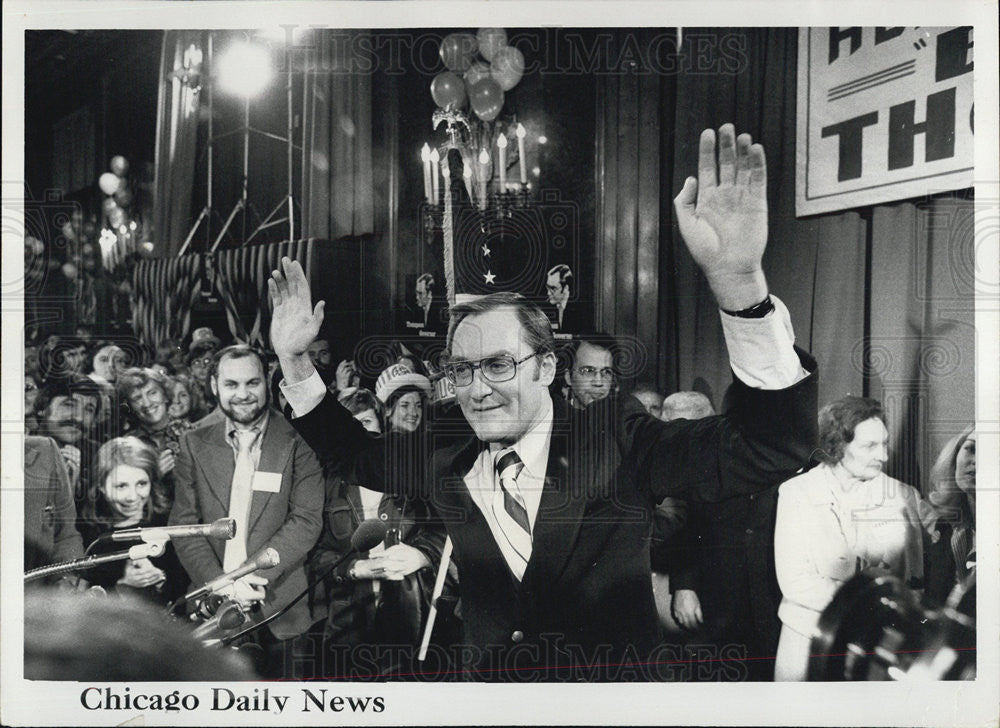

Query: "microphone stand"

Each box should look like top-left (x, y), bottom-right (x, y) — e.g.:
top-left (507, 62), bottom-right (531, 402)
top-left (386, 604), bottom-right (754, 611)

top-left (24, 542), bottom-right (166, 583)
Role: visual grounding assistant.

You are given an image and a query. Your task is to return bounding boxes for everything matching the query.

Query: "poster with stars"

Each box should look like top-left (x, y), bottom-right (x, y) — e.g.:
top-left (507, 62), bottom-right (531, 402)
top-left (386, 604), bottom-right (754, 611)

top-left (442, 149), bottom-right (585, 337)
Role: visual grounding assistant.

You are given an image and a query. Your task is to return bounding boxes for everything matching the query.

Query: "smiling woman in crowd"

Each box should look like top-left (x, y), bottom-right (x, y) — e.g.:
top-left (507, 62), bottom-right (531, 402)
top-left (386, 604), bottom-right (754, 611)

top-left (77, 436), bottom-right (185, 604)
top-left (116, 367), bottom-right (195, 505)
top-left (375, 363), bottom-right (432, 435)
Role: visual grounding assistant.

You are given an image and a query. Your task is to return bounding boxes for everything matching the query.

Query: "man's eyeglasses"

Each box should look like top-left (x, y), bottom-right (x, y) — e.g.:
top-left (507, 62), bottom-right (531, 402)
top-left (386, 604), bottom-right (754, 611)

top-left (444, 353), bottom-right (538, 387)
top-left (574, 366), bottom-right (615, 381)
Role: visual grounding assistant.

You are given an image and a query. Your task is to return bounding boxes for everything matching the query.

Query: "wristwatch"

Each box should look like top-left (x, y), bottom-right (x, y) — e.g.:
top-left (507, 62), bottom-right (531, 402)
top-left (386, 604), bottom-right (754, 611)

top-left (722, 295), bottom-right (774, 319)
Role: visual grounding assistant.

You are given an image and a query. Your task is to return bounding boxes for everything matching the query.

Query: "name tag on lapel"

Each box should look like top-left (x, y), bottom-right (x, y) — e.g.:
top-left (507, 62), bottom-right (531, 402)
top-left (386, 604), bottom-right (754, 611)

top-left (252, 472), bottom-right (283, 493)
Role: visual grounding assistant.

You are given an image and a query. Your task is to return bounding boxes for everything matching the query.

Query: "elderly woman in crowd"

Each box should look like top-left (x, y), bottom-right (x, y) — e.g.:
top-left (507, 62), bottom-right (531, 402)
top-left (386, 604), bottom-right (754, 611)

top-left (924, 426), bottom-right (976, 605)
top-left (773, 396), bottom-right (929, 681)
top-left (77, 436), bottom-right (185, 603)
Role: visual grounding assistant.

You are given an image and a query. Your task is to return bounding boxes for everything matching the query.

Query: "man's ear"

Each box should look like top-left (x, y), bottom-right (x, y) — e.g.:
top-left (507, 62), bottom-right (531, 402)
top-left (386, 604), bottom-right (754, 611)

top-left (535, 352), bottom-right (557, 387)
top-left (209, 376), bottom-right (218, 398)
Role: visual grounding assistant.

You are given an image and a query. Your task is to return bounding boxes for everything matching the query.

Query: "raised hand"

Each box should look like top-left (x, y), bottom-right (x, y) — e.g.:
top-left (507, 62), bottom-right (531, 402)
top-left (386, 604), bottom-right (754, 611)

top-left (267, 257), bottom-right (326, 360)
top-left (673, 124), bottom-right (769, 311)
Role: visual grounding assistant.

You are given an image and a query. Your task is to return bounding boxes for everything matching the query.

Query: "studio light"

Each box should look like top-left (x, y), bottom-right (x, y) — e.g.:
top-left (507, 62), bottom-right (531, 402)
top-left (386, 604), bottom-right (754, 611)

top-left (216, 41), bottom-right (273, 97)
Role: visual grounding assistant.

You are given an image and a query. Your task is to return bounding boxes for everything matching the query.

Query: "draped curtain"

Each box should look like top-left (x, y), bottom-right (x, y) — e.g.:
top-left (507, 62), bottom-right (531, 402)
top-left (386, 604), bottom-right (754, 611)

top-left (152, 30), bottom-right (204, 257)
top-left (300, 30), bottom-right (375, 240)
top-left (596, 28), bottom-right (975, 490)
top-left (131, 254), bottom-right (203, 349)
top-left (212, 239), bottom-right (316, 347)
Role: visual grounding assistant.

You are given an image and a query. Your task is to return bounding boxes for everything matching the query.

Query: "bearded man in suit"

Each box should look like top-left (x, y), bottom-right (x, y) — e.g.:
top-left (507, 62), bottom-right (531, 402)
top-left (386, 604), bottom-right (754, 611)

top-left (169, 344), bottom-right (323, 677)
top-left (269, 124), bottom-right (818, 681)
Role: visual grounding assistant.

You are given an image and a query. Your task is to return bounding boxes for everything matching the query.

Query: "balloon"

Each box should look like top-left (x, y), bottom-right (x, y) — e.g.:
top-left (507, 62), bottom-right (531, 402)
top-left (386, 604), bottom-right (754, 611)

top-left (469, 78), bottom-right (504, 122)
top-left (430, 71), bottom-right (467, 110)
top-left (477, 28), bottom-right (507, 62)
top-left (490, 46), bottom-right (525, 91)
top-left (102, 198), bottom-right (118, 215)
top-left (439, 33), bottom-right (477, 73)
top-left (98, 172), bottom-right (121, 195)
top-left (110, 155), bottom-right (129, 176)
top-left (114, 187), bottom-right (133, 207)
top-left (109, 208), bottom-right (125, 228)
top-left (464, 62), bottom-right (491, 87)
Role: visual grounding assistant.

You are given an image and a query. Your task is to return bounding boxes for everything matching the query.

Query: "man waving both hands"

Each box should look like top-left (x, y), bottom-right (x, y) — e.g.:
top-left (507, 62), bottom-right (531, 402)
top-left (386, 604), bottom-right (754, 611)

top-left (269, 124), bottom-right (818, 681)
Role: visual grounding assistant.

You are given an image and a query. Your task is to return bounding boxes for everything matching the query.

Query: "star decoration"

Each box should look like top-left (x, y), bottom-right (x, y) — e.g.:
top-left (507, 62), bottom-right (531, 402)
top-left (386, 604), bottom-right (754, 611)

top-left (481, 244), bottom-right (491, 257)
top-left (483, 270), bottom-right (497, 285)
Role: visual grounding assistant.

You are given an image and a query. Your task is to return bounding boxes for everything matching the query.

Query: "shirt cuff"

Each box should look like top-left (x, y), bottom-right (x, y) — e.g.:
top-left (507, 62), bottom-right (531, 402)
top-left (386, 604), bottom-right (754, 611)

top-left (279, 370), bottom-right (327, 418)
top-left (719, 294), bottom-right (809, 389)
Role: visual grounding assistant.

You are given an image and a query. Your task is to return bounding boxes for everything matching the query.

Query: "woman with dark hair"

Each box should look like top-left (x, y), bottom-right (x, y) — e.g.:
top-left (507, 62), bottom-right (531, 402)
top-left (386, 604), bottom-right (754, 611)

top-left (375, 363), bottom-right (432, 434)
top-left (86, 341), bottom-right (128, 386)
top-left (924, 426), bottom-right (976, 604)
top-left (77, 436), bottom-right (186, 603)
top-left (773, 396), bottom-right (929, 681)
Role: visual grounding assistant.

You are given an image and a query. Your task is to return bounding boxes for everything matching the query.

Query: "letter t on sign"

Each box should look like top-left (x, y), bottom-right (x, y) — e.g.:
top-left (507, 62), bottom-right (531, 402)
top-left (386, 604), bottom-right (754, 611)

top-left (821, 112), bottom-right (880, 181)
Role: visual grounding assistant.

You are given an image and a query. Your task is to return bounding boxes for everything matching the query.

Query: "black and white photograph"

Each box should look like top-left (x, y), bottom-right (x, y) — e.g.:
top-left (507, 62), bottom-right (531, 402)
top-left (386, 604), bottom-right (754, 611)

top-left (2, 2), bottom-right (997, 726)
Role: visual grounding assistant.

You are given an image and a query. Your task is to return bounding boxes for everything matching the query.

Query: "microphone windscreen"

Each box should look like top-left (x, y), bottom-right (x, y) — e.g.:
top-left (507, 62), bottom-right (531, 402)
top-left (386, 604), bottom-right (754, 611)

top-left (352, 518), bottom-right (389, 552)
top-left (211, 518), bottom-right (237, 540)
top-left (217, 602), bottom-right (248, 630)
top-left (253, 547), bottom-right (280, 570)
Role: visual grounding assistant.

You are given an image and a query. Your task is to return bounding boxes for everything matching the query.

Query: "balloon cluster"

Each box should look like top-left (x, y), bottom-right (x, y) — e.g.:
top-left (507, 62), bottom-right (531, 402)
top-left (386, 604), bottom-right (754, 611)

top-left (96, 155), bottom-right (146, 266)
top-left (97, 155), bottom-right (134, 230)
top-left (431, 28), bottom-right (525, 122)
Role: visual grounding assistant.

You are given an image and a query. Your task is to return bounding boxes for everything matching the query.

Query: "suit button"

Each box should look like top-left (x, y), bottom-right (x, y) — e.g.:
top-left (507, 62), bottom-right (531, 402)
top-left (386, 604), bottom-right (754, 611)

top-left (379, 513), bottom-right (389, 521)
top-left (745, 528), bottom-right (754, 535)
top-left (511, 630), bottom-right (524, 643)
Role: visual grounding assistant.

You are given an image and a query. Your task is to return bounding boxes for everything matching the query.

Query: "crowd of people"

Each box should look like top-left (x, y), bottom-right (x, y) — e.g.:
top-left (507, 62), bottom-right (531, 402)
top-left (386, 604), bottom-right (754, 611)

top-left (21, 124), bottom-right (977, 683)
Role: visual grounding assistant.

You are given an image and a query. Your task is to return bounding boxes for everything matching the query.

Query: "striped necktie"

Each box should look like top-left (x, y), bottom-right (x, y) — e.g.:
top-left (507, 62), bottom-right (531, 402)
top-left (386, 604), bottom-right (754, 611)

top-left (493, 448), bottom-right (532, 577)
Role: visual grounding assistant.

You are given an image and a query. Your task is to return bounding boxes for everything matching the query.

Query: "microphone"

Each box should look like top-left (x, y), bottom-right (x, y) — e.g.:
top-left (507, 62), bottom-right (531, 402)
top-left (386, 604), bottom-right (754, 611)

top-left (191, 599), bottom-right (249, 641)
top-left (111, 518), bottom-right (236, 543)
top-left (352, 518), bottom-right (391, 552)
top-left (183, 547), bottom-right (280, 603)
top-left (219, 519), bottom-right (387, 647)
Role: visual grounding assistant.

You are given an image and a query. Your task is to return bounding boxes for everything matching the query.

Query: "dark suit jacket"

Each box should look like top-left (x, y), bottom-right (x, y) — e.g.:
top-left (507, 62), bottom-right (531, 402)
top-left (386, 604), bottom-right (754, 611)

top-left (290, 350), bottom-right (818, 680)
top-left (24, 436), bottom-right (84, 572)
top-left (169, 414), bottom-right (324, 639)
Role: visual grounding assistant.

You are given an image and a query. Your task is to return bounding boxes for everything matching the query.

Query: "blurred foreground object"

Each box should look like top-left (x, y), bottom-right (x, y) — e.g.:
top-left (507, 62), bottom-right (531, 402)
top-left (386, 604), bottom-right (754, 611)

top-left (24, 589), bottom-right (258, 680)
top-left (809, 570), bottom-right (975, 681)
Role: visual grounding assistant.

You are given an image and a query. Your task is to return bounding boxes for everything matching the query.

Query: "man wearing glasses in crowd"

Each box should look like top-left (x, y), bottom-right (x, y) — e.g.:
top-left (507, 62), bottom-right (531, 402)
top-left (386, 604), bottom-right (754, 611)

top-left (563, 333), bottom-right (618, 410)
top-left (269, 124), bottom-right (818, 680)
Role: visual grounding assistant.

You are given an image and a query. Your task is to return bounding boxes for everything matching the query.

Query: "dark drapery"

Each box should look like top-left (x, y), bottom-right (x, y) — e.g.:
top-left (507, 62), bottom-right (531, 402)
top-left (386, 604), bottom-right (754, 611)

top-left (152, 30), bottom-right (204, 257)
top-left (300, 30), bottom-right (375, 240)
top-left (596, 28), bottom-right (975, 489)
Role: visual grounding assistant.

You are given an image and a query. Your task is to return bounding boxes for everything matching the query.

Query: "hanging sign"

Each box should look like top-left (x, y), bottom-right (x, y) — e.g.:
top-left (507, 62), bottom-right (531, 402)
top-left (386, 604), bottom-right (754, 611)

top-left (796, 27), bottom-right (973, 216)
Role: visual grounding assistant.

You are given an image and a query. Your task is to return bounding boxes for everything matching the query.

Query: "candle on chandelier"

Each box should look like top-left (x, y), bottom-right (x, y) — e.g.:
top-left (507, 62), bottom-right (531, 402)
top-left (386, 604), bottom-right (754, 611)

top-left (421, 144), bottom-right (432, 202)
top-left (515, 123), bottom-right (527, 184)
top-left (430, 147), bottom-right (440, 203)
top-left (462, 163), bottom-right (474, 204)
top-left (478, 148), bottom-right (490, 211)
top-left (497, 133), bottom-right (508, 191)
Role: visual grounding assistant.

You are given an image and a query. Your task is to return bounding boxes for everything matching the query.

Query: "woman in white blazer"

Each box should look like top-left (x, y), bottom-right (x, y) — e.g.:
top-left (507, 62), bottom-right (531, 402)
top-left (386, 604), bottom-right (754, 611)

top-left (773, 396), bottom-right (926, 681)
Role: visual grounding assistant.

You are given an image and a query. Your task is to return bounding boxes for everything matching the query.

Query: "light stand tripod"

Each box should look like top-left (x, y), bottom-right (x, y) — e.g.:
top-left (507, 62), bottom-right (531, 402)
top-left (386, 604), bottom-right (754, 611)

top-left (178, 32), bottom-right (299, 256)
